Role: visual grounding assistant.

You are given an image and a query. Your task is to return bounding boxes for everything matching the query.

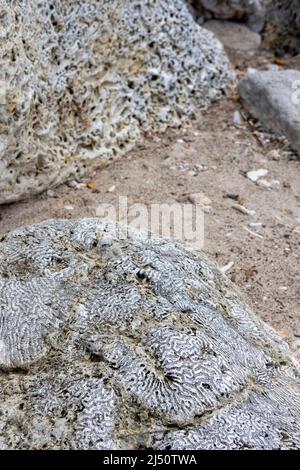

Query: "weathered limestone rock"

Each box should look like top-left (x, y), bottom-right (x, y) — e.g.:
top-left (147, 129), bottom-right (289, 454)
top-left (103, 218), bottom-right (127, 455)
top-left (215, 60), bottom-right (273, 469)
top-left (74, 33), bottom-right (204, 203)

top-left (239, 70), bottom-right (300, 157)
top-left (187, 0), bottom-right (266, 32)
top-left (0, 0), bottom-right (232, 205)
top-left (0, 218), bottom-right (300, 450)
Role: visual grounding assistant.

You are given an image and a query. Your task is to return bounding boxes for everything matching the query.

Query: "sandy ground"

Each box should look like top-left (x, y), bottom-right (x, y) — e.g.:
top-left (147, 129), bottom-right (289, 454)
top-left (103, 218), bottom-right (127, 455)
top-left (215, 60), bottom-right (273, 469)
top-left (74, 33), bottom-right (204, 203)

top-left (0, 39), bottom-right (299, 357)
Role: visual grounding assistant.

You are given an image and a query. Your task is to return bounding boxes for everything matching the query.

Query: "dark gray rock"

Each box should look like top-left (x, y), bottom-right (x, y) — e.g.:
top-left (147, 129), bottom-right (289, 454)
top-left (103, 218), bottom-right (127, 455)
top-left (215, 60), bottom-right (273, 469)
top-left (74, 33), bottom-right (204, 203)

top-left (264, 0), bottom-right (300, 54)
top-left (239, 70), bottom-right (300, 156)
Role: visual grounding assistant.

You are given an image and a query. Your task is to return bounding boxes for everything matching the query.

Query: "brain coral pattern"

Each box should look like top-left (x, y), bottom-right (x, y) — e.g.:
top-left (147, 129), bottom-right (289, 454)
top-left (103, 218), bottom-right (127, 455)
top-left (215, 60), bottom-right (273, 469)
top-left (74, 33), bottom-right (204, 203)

top-left (0, 0), bottom-right (231, 204)
top-left (0, 218), bottom-right (300, 449)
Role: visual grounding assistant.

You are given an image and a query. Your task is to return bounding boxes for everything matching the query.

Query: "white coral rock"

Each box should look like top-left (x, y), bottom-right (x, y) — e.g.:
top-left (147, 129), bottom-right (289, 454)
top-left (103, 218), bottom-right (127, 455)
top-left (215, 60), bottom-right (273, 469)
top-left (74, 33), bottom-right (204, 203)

top-left (0, 0), bottom-right (231, 204)
top-left (0, 219), bottom-right (300, 449)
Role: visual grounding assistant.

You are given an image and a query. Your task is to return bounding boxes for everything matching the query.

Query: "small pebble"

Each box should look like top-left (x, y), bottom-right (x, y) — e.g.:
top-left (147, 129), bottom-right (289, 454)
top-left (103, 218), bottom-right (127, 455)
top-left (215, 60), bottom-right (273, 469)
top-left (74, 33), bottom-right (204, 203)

top-left (257, 179), bottom-right (280, 190)
top-left (87, 181), bottom-right (97, 190)
top-left (64, 204), bottom-right (74, 212)
top-left (220, 261), bottom-right (234, 274)
top-left (249, 222), bottom-right (263, 228)
top-left (246, 169), bottom-right (268, 182)
top-left (232, 204), bottom-right (256, 216)
top-left (244, 226), bottom-right (263, 239)
top-left (67, 180), bottom-right (78, 188)
top-left (188, 192), bottom-right (212, 207)
top-left (247, 67), bottom-right (257, 75)
top-left (195, 163), bottom-right (206, 172)
top-left (233, 110), bottom-right (242, 126)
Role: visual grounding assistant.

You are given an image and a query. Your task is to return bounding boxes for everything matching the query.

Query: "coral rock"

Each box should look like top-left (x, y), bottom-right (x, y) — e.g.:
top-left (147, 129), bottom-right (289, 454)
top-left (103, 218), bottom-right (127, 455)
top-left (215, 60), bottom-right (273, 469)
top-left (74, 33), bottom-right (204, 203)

top-left (0, 218), bottom-right (300, 449)
top-left (0, 0), bottom-right (231, 204)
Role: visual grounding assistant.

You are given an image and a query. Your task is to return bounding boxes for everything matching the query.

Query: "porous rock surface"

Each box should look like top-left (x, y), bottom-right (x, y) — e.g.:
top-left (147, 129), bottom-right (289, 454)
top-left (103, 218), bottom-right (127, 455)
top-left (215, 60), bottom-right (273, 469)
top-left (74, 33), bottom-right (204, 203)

top-left (0, 218), bottom-right (300, 450)
top-left (0, 0), bottom-right (231, 205)
top-left (239, 70), bottom-right (300, 157)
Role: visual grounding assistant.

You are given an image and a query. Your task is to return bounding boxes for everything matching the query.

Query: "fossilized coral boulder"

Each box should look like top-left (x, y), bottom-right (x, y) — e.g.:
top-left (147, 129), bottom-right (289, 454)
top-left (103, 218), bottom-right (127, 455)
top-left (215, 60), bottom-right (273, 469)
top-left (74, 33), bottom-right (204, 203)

top-left (0, 0), bottom-right (231, 205)
top-left (0, 218), bottom-right (300, 450)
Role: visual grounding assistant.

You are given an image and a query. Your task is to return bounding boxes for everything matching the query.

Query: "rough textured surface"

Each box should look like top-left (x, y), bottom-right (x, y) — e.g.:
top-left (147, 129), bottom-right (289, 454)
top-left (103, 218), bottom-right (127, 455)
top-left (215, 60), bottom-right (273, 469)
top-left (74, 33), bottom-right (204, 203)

top-left (187, 0), bottom-right (266, 32)
top-left (0, 218), bottom-right (300, 450)
top-left (239, 70), bottom-right (300, 157)
top-left (0, 0), bottom-right (231, 205)
top-left (264, 0), bottom-right (300, 54)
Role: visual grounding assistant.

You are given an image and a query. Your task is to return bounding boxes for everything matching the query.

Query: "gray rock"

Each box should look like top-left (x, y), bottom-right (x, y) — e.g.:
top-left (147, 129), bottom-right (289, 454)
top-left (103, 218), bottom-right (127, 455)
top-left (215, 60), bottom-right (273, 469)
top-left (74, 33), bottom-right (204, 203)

top-left (239, 70), bottom-right (300, 156)
top-left (204, 20), bottom-right (261, 54)
top-left (264, 0), bottom-right (300, 54)
top-left (0, 0), bottom-right (232, 205)
top-left (0, 218), bottom-right (300, 450)
top-left (188, 1), bottom-right (300, 49)
top-left (188, 0), bottom-right (266, 32)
